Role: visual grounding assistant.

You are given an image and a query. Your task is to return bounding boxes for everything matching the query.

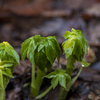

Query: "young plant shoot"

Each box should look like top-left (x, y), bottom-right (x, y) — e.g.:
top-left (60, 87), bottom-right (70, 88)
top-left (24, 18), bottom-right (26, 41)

top-left (29, 28), bottom-right (90, 100)
top-left (20, 35), bottom-right (61, 97)
top-left (0, 42), bottom-right (20, 100)
top-left (57, 28), bottom-right (90, 100)
top-left (37, 28), bottom-right (90, 100)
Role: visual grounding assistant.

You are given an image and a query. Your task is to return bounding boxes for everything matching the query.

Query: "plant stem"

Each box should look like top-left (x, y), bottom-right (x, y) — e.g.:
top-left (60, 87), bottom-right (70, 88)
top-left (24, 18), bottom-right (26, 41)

top-left (31, 62), bottom-right (38, 97)
top-left (57, 66), bottom-right (83, 100)
top-left (0, 70), bottom-right (5, 100)
top-left (57, 86), bottom-right (68, 100)
top-left (35, 85), bottom-right (52, 99)
top-left (35, 68), bottom-right (46, 95)
top-left (66, 55), bottom-right (75, 76)
top-left (0, 88), bottom-right (5, 100)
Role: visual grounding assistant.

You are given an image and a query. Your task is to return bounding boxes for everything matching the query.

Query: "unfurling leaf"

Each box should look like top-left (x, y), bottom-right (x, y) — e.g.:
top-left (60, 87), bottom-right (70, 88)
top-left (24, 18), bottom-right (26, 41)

top-left (62, 28), bottom-right (88, 62)
top-left (0, 42), bottom-right (20, 73)
top-left (62, 28), bottom-right (89, 76)
top-left (0, 60), bottom-right (14, 78)
top-left (0, 42), bottom-right (20, 90)
top-left (45, 68), bottom-right (71, 89)
top-left (0, 42), bottom-right (20, 65)
top-left (21, 35), bottom-right (61, 71)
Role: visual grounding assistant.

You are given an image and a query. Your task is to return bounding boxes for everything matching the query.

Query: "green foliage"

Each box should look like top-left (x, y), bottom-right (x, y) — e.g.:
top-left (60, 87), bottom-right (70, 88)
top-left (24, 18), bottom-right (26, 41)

top-left (62, 28), bottom-right (88, 62)
top-left (57, 28), bottom-right (89, 100)
top-left (0, 42), bottom-right (20, 71)
top-left (0, 42), bottom-right (20, 89)
top-left (0, 29), bottom-right (90, 100)
top-left (21, 35), bottom-right (61, 71)
top-left (0, 60), bottom-right (15, 88)
top-left (81, 59), bottom-right (90, 67)
top-left (62, 28), bottom-right (89, 76)
top-left (45, 68), bottom-right (70, 89)
top-left (0, 42), bottom-right (19, 64)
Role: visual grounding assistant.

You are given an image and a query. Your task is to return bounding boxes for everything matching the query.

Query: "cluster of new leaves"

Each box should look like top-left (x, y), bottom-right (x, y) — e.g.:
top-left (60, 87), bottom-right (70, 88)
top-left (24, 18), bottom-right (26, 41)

top-left (45, 68), bottom-right (70, 89)
top-left (20, 35), bottom-right (61, 71)
top-left (62, 28), bottom-right (88, 62)
top-left (0, 42), bottom-right (19, 70)
top-left (45, 29), bottom-right (89, 90)
top-left (0, 60), bottom-right (15, 88)
top-left (62, 28), bottom-right (89, 76)
top-left (0, 42), bottom-right (20, 88)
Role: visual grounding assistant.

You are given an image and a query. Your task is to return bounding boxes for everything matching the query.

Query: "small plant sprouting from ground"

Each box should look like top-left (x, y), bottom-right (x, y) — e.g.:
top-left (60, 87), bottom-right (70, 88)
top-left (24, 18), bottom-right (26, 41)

top-left (35, 28), bottom-right (90, 100)
top-left (0, 42), bottom-right (20, 100)
top-left (20, 35), bottom-right (61, 97)
top-left (0, 28), bottom-right (90, 100)
top-left (57, 28), bottom-right (90, 100)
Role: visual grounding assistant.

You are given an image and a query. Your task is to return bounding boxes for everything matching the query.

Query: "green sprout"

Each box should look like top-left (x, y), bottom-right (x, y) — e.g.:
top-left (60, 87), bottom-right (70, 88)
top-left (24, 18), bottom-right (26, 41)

top-left (20, 35), bottom-right (61, 97)
top-left (36, 28), bottom-right (90, 100)
top-left (0, 29), bottom-right (90, 100)
top-left (0, 42), bottom-right (20, 100)
top-left (58, 28), bottom-right (90, 100)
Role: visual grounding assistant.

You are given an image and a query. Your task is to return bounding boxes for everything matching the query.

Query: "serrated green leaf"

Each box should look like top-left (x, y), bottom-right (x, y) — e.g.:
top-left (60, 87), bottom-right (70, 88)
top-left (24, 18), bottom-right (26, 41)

top-left (63, 28), bottom-right (88, 60)
top-left (0, 42), bottom-right (19, 82)
top-left (0, 50), bottom-right (8, 60)
top-left (46, 41), bottom-right (56, 65)
top-left (63, 31), bottom-right (75, 39)
top-left (38, 44), bottom-right (45, 52)
top-left (21, 35), bottom-right (61, 71)
top-left (2, 64), bottom-right (13, 68)
top-left (62, 28), bottom-right (89, 76)
top-left (51, 76), bottom-right (59, 89)
top-left (20, 38), bottom-right (31, 60)
top-left (21, 35), bottom-right (42, 65)
top-left (72, 38), bottom-right (84, 61)
top-left (64, 73), bottom-right (71, 79)
top-left (47, 36), bottom-right (61, 62)
top-left (35, 51), bottom-right (51, 71)
top-left (0, 43), bottom-right (4, 50)
top-left (0, 59), bottom-right (15, 72)
top-left (2, 68), bottom-right (13, 78)
top-left (1, 60), bottom-right (15, 65)
top-left (34, 35), bottom-right (42, 45)
top-left (0, 59), bottom-right (15, 90)
top-left (62, 38), bottom-right (75, 58)
top-left (45, 71), bottom-right (58, 79)
top-left (46, 68), bottom-right (70, 89)
top-left (71, 28), bottom-right (88, 54)
top-left (3, 42), bottom-right (20, 65)
top-left (27, 40), bottom-right (36, 65)
top-left (58, 74), bottom-right (66, 89)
